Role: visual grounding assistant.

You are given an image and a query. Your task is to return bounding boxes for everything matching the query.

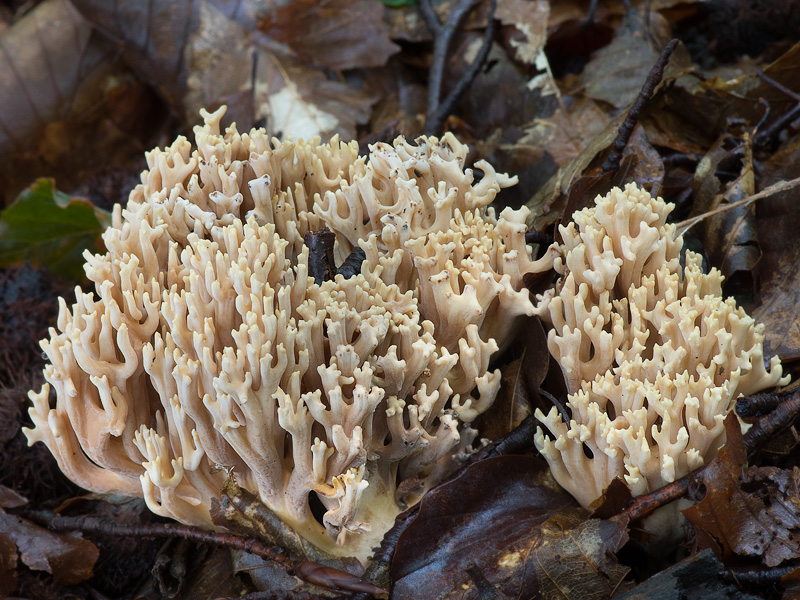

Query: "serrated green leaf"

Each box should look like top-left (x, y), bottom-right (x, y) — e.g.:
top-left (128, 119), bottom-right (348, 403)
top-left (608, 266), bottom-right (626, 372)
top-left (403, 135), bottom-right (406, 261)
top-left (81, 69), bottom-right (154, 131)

top-left (0, 178), bottom-right (111, 279)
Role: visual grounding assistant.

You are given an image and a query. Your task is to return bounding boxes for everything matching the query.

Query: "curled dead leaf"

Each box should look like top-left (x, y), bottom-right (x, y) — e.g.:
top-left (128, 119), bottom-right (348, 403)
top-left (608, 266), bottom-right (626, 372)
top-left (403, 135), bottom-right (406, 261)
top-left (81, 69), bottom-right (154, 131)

top-left (0, 510), bottom-right (98, 585)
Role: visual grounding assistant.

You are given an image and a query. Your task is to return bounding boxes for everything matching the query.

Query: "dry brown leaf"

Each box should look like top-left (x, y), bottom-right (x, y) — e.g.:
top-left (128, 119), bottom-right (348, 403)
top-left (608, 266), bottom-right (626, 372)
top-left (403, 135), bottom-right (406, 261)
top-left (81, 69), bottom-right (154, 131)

top-left (527, 121), bottom-right (660, 231)
top-left (703, 140), bottom-right (760, 299)
top-left (73, 0), bottom-right (376, 139)
top-left (473, 355), bottom-right (533, 440)
top-left (521, 97), bottom-right (611, 168)
top-left (752, 135), bottom-right (800, 362)
top-left (548, 0), bottom-right (696, 30)
top-left (0, 533), bottom-right (17, 598)
top-left (581, 11), bottom-right (665, 108)
top-left (526, 108), bottom-right (629, 229)
top-left (534, 515), bottom-right (630, 600)
top-left (496, 0), bottom-right (557, 96)
top-left (473, 318), bottom-right (549, 440)
top-left (254, 50), bottom-right (375, 140)
top-left (741, 467), bottom-right (800, 566)
top-left (497, 0), bottom-right (549, 63)
top-left (613, 549), bottom-right (760, 600)
top-left (259, 0), bottom-right (399, 71)
top-left (391, 455), bottom-right (630, 599)
top-left (70, 0), bottom-right (195, 111)
top-left (0, 0), bottom-right (112, 161)
top-left (642, 41), bottom-right (800, 155)
top-left (681, 415), bottom-right (800, 567)
top-left (0, 510), bottom-right (98, 585)
top-left (0, 485), bottom-right (26, 509)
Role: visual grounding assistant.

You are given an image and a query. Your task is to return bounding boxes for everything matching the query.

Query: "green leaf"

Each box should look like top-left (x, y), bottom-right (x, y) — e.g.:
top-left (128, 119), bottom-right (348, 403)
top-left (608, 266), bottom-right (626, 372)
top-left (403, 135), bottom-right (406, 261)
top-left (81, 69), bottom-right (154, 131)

top-left (0, 178), bottom-right (111, 279)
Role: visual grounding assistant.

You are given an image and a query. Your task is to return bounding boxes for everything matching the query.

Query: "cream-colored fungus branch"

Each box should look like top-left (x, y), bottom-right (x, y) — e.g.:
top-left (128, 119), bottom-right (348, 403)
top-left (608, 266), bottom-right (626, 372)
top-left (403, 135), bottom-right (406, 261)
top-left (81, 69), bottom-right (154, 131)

top-left (533, 183), bottom-right (788, 508)
top-left (23, 107), bottom-right (554, 562)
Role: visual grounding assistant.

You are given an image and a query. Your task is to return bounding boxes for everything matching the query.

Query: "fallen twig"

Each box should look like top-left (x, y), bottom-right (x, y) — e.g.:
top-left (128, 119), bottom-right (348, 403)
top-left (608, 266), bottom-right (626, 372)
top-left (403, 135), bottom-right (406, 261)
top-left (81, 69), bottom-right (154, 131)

top-left (601, 38), bottom-right (678, 174)
top-left (754, 69), bottom-right (800, 150)
top-left (721, 564), bottom-right (799, 584)
top-left (624, 472), bottom-right (695, 523)
top-left (524, 229), bottom-right (554, 246)
top-left (757, 69), bottom-right (800, 103)
top-left (675, 176), bottom-right (800, 236)
top-left (735, 391), bottom-right (787, 418)
top-left (23, 511), bottom-right (385, 596)
top-left (743, 392), bottom-right (800, 453)
top-left (420, 0), bottom-right (496, 134)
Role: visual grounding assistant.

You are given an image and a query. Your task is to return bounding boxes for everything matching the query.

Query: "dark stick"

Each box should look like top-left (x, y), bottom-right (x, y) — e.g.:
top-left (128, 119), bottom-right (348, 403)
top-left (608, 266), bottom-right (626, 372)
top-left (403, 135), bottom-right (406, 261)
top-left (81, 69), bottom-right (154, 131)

top-left (743, 393), bottom-right (800, 452)
top-left (721, 565), bottom-right (798, 584)
top-left (756, 69), bottom-right (800, 102)
top-left (466, 562), bottom-right (506, 599)
top-left (429, 0), bottom-right (497, 134)
top-left (755, 103), bottom-right (800, 150)
top-left (662, 152), bottom-right (702, 165)
top-left (304, 228), bottom-right (367, 281)
top-left (337, 247), bottom-right (366, 278)
top-left (601, 39), bottom-right (679, 174)
top-left (421, 0), bottom-right (475, 123)
top-left (536, 385), bottom-right (570, 424)
top-left (304, 228), bottom-right (337, 283)
top-left (22, 511), bottom-right (385, 595)
top-left (525, 229), bottom-right (554, 246)
top-left (753, 73), bottom-right (800, 150)
top-left (735, 391), bottom-right (786, 418)
top-left (584, 0), bottom-right (599, 26)
top-left (625, 471), bottom-right (695, 522)
top-left (420, 0), bottom-right (496, 134)
top-left (418, 0), bottom-right (443, 35)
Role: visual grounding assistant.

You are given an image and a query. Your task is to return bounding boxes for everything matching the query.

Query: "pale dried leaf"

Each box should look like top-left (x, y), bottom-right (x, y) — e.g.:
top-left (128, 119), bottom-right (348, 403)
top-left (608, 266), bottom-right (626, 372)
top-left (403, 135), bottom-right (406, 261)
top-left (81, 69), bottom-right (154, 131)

top-left (254, 50), bottom-right (374, 140)
top-left (0, 0), bottom-right (111, 159)
top-left (0, 510), bottom-right (98, 585)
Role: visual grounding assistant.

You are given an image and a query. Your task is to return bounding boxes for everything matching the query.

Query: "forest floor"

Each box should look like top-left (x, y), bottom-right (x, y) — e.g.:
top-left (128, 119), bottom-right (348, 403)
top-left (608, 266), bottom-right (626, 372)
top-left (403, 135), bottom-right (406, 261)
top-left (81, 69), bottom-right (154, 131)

top-left (2, 0), bottom-right (800, 598)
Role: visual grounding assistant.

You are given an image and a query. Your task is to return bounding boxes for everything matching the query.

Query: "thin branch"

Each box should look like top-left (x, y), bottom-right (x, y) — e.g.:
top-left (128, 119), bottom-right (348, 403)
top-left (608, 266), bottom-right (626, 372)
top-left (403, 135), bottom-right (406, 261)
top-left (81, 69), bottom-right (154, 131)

top-left (721, 565), bottom-right (799, 584)
top-left (755, 103), bottom-right (800, 150)
top-left (418, 0), bottom-right (444, 35)
top-left (625, 473), bottom-right (694, 522)
top-left (751, 70), bottom-right (800, 150)
top-left (421, 0), bottom-right (496, 134)
top-left (757, 69), bottom-right (800, 103)
top-left (431, 0), bottom-right (497, 134)
top-left (22, 511), bottom-right (385, 596)
top-left (421, 0), bottom-right (475, 122)
top-left (743, 393), bottom-right (800, 453)
top-left (675, 176), bottom-right (800, 236)
top-left (735, 392), bottom-right (786, 418)
top-left (601, 39), bottom-right (678, 174)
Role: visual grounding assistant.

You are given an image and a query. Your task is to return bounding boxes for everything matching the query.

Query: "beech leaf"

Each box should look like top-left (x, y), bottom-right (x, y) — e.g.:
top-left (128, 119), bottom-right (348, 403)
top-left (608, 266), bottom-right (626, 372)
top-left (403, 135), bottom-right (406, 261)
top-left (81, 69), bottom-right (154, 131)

top-left (0, 510), bottom-right (98, 585)
top-left (391, 455), bottom-right (629, 599)
top-left (0, 179), bottom-right (111, 278)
